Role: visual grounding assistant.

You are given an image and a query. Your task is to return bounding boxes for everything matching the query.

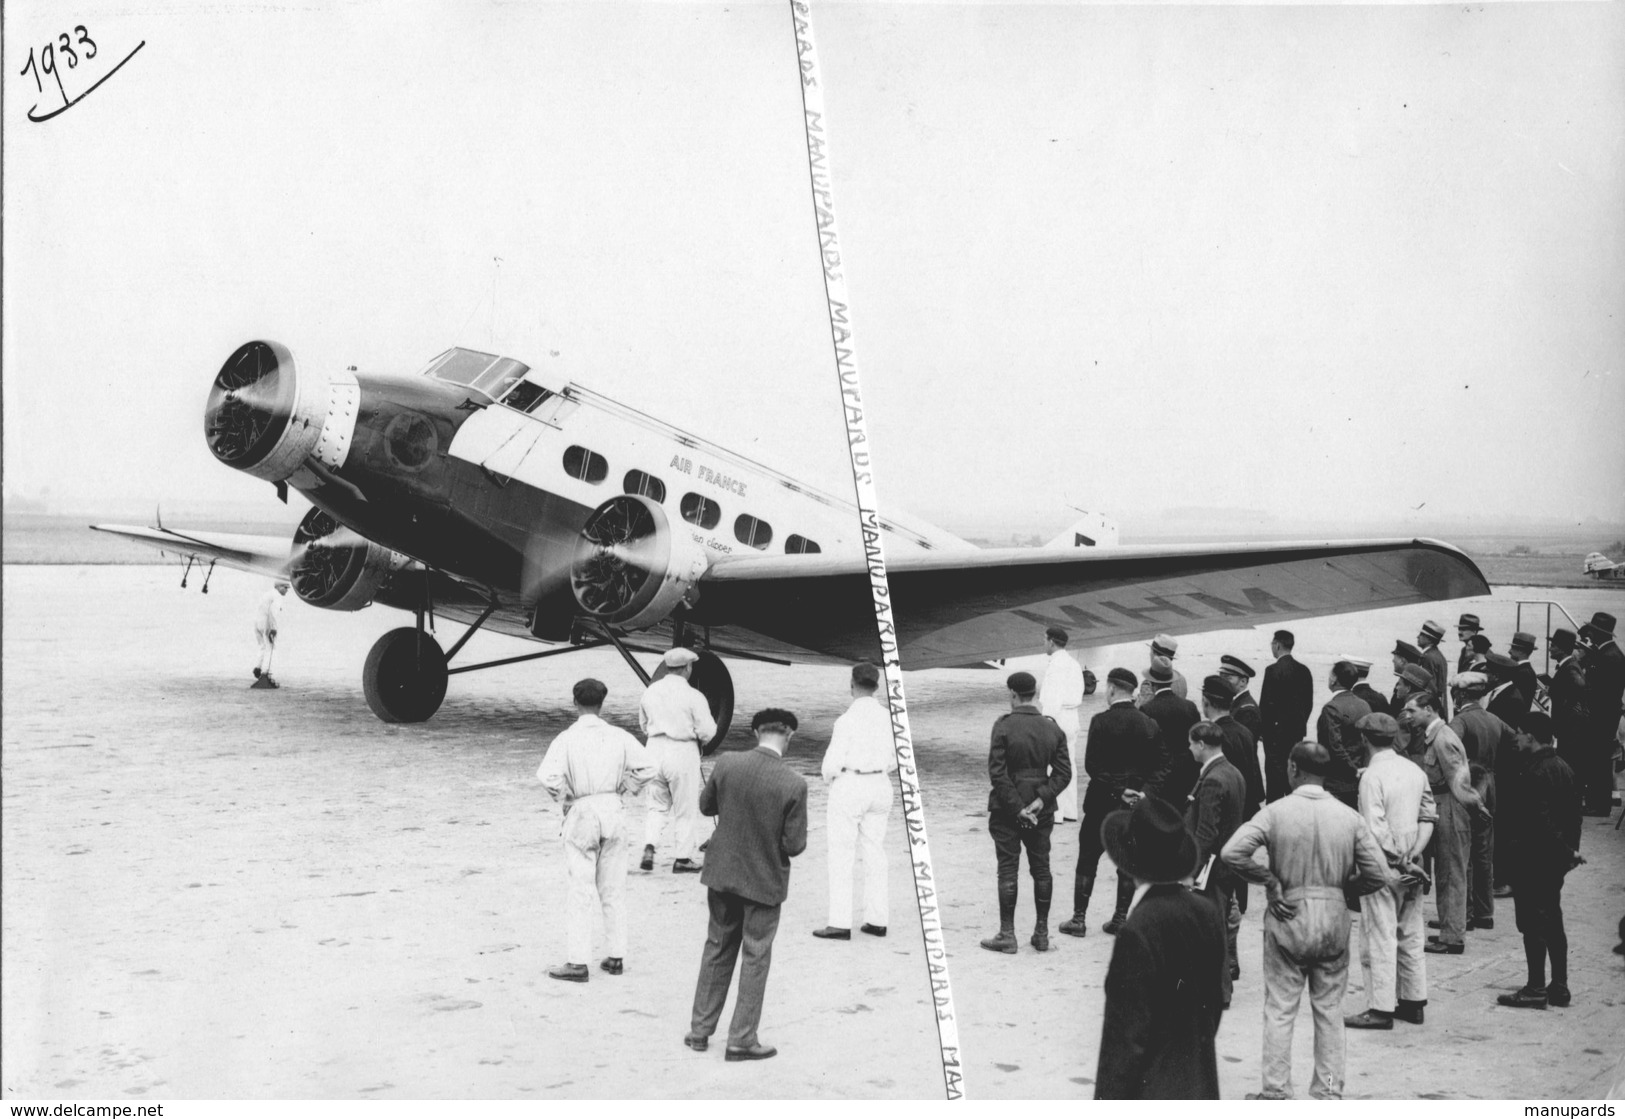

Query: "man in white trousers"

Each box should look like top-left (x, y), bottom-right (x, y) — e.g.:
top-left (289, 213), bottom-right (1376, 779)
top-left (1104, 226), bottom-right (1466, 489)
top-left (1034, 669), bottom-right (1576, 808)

top-left (813, 662), bottom-right (897, 940)
top-left (252, 581), bottom-right (289, 685)
top-left (640, 648), bottom-right (718, 873)
top-left (1040, 626), bottom-right (1086, 822)
top-left (537, 677), bottom-right (656, 982)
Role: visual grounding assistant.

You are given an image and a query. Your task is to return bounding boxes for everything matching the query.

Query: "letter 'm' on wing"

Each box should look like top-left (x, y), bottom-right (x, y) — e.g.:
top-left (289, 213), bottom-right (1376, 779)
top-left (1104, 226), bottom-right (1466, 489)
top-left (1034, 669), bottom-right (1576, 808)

top-left (701, 539), bottom-right (1489, 669)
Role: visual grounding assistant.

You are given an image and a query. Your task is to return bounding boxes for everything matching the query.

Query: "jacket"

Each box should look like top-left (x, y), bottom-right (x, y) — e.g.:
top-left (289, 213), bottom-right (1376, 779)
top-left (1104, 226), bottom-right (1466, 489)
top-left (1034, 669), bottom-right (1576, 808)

top-left (1352, 683), bottom-right (1390, 718)
top-left (1260, 654), bottom-right (1313, 745)
top-left (1316, 690), bottom-right (1372, 802)
top-left (1186, 756), bottom-right (1247, 889)
top-left (1083, 700), bottom-right (1166, 813)
top-left (1142, 689), bottom-right (1203, 804)
top-left (1421, 645), bottom-right (1452, 718)
top-left (1215, 714), bottom-right (1264, 819)
top-left (1548, 655), bottom-right (1589, 754)
top-left (699, 746), bottom-right (809, 906)
top-left (987, 705), bottom-right (1072, 820)
top-left (1510, 747), bottom-right (1582, 875)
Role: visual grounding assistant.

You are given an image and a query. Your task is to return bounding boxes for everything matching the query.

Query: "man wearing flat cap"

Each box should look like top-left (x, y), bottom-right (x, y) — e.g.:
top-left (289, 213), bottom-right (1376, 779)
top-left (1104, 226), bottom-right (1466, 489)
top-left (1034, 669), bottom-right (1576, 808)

top-left (1449, 671), bottom-right (1511, 931)
top-left (1316, 661), bottom-right (1371, 810)
top-left (1345, 712), bottom-right (1435, 1031)
top-left (1093, 796), bottom-right (1227, 1099)
top-left (1059, 668), bottom-right (1165, 938)
top-left (1141, 656), bottom-right (1203, 807)
top-left (639, 647), bottom-right (719, 873)
top-left (1547, 629), bottom-right (1589, 779)
top-left (1221, 655), bottom-right (1264, 743)
top-left (1580, 612), bottom-right (1624, 816)
top-left (981, 671), bottom-right (1072, 954)
top-left (1418, 621), bottom-right (1452, 719)
top-left (1260, 630), bottom-right (1314, 804)
top-left (1149, 634), bottom-right (1188, 700)
top-left (1456, 614), bottom-right (1484, 674)
top-left (1344, 656), bottom-right (1389, 718)
top-left (1222, 742), bottom-right (1393, 1100)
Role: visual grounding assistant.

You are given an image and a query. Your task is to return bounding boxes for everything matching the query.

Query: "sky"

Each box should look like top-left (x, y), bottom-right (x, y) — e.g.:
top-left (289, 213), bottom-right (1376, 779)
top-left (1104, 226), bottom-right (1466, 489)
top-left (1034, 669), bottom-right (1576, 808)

top-left (5, 0), bottom-right (1623, 541)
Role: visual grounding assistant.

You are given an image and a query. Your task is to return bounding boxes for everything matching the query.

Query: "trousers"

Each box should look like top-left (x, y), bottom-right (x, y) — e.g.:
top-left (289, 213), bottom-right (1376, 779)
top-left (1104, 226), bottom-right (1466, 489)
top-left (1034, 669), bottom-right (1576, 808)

top-left (254, 627), bottom-right (276, 674)
top-left (1582, 719), bottom-right (1621, 814)
top-left (1263, 734), bottom-right (1296, 803)
top-left (990, 812), bottom-right (1053, 924)
top-left (1260, 927), bottom-right (1349, 1100)
top-left (1513, 868), bottom-right (1569, 989)
top-left (1201, 878), bottom-right (1237, 1007)
top-left (644, 737), bottom-right (704, 859)
top-left (1054, 711), bottom-right (1080, 819)
top-left (690, 888), bottom-right (781, 1049)
top-left (1428, 793), bottom-right (1471, 946)
top-left (1469, 774), bottom-right (1496, 922)
top-left (561, 796), bottom-right (627, 964)
top-left (1073, 795), bottom-right (1113, 913)
top-left (827, 773), bottom-right (893, 929)
top-left (1358, 879), bottom-right (1426, 1012)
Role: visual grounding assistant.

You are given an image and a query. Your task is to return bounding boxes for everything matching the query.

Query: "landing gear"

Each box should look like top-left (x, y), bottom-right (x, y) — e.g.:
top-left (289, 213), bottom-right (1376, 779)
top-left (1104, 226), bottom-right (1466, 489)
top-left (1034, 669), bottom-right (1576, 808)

top-left (362, 627), bottom-right (448, 723)
top-left (650, 648), bottom-right (734, 755)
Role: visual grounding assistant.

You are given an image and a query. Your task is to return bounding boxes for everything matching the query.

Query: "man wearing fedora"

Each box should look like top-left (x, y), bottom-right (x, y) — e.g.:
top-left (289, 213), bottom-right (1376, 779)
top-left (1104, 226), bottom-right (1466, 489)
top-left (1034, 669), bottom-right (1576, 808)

top-left (1184, 720), bottom-right (1247, 1007)
top-left (1418, 621), bottom-right (1452, 719)
top-left (1547, 628), bottom-right (1589, 779)
top-left (981, 670), bottom-right (1072, 954)
top-left (1580, 612), bottom-right (1624, 816)
top-left (1448, 672), bottom-right (1511, 932)
top-left (1141, 656), bottom-right (1203, 807)
top-left (1221, 741), bottom-right (1392, 1100)
top-left (1345, 713), bottom-right (1435, 1031)
top-left (1260, 630), bottom-right (1314, 804)
top-left (1456, 614), bottom-right (1484, 673)
top-left (1316, 661), bottom-right (1371, 811)
top-left (1507, 631), bottom-right (1542, 712)
top-left (1059, 668), bottom-right (1165, 938)
top-left (639, 648), bottom-right (719, 873)
top-left (1149, 634), bottom-right (1188, 699)
top-left (1093, 796), bottom-right (1227, 1100)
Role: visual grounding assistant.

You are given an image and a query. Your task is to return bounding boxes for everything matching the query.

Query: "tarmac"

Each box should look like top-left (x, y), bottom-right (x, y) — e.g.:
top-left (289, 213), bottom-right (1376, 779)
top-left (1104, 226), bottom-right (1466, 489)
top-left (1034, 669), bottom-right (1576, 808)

top-left (3, 564), bottom-right (1623, 1099)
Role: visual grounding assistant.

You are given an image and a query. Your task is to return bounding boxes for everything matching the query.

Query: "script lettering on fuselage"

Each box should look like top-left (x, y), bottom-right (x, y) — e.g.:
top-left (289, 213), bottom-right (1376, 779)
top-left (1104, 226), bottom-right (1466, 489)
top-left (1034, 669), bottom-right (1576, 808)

top-left (695, 463), bottom-right (747, 498)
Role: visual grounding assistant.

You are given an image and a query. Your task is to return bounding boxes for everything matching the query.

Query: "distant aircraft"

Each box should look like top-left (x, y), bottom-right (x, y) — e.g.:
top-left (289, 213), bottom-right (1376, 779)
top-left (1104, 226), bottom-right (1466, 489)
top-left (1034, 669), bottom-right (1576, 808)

top-left (96, 340), bottom-right (1490, 748)
top-left (1584, 552), bottom-right (1625, 581)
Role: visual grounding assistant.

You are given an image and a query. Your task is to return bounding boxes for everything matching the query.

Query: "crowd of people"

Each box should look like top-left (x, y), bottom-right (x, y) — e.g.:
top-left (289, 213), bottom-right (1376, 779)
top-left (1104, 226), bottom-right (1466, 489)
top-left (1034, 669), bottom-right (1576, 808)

top-left (987, 614), bottom-right (1622, 1099)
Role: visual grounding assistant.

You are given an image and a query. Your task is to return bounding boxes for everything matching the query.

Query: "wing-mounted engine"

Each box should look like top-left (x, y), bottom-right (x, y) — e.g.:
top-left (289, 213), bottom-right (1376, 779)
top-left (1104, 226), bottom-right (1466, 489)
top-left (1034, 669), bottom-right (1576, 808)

top-left (571, 495), bottom-right (710, 630)
top-left (204, 340), bottom-right (358, 483)
top-left (289, 507), bottom-right (410, 611)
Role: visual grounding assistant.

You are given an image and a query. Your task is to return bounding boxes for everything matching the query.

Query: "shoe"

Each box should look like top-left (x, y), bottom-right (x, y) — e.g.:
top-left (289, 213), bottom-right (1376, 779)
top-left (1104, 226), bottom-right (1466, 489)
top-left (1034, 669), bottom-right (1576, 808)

top-left (1395, 999), bottom-right (1426, 1024)
top-left (1031, 927), bottom-right (1051, 952)
top-left (1425, 939), bottom-right (1464, 955)
top-left (812, 926), bottom-right (851, 940)
top-left (252, 667), bottom-right (262, 678)
top-left (980, 930), bottom-right (1018, 954)
top-left (673, 859), bottom-right (702, 874)
top-left (1102, 913), bottom-right (1127, 936)
top-left (640, 845), bottom-right (655, 872)
top-left (1496, 986), bottom-right (1548, 1009)
top-left (1428, 918), bottom-right (1442, 929)
top-left (1344, 1010), bottom-right (1395, 1030)
top-left (1493, 885), bottom-right (1514, 898)
top-left (1057, 915), bottom-right (1088, 938)
top-left (860, 923), bottom-right (887, 937)
top-left (547, 963), bottom-right (589, 983)
top-left (683, 1034), bottom-right (708, 1052)
top-left (1230, 962), bottom-right (1241, 981)
top-left (1468, 917), bottom-right (1495, 930)
top-left (1546, 984), bottom-right (1571, 1008)
top-left (599, 957), bottom-right (623, 975)
top-left (725, 1043), bottom-right (777, 1062)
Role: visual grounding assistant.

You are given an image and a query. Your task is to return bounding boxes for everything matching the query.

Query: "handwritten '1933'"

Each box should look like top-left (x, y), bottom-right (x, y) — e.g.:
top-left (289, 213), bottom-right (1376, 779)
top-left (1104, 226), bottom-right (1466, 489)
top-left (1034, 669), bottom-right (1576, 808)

top-left (19, 25), bottom-right (144, 123)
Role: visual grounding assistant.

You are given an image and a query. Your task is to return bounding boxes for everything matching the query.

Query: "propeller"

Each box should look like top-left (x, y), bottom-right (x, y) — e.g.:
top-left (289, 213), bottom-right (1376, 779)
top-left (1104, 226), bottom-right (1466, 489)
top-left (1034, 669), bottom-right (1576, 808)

top-left (571, 497), bottom-right (662, 618)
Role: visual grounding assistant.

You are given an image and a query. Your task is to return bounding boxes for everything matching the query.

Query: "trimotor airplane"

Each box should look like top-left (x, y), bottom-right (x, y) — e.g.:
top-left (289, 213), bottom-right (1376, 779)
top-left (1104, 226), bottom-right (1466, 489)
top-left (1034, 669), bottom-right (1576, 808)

top-left (96, 340), bottom-right (1490, 750)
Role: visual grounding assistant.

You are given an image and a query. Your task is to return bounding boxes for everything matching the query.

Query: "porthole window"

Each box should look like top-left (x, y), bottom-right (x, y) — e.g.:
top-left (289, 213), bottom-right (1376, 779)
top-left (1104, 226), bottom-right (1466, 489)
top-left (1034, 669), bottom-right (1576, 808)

top-left (623, 470), bottom-right (667, 504)
top-left (563, 445), bottom-right (608, 484)
top-left (734, 514), bottom-right (773, 551)
top-left (785, 534), bottom-right (821, 554)
top-left (680, 493), bottom-right (721, 530)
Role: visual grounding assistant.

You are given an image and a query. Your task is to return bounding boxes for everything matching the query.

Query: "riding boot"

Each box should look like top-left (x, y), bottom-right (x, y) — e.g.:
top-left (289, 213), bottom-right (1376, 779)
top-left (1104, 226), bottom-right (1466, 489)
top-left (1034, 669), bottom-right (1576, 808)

top-left (1032, 874), bottom-right (1054, 951)
top-left (1103, 874), bottom-right (1135, 935)
top-left (1058, 875), bottom-right (1093, 936)
top-left (981, 878), bottom-right (1019, 954)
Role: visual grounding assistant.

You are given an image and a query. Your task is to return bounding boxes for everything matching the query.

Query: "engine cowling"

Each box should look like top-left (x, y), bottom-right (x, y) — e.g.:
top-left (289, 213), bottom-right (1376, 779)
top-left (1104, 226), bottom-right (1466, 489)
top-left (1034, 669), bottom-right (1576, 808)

top-left (289, 507), bottom-right (409, 611)
top-left (571, 495), bottom-right (710, 630)
top-left (204, 340), bottom-right (359, 482)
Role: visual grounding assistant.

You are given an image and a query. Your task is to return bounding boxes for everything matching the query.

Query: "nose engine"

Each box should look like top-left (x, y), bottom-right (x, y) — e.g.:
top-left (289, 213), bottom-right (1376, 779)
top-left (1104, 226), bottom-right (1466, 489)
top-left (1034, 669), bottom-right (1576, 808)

top-left (204, 340), bottom-right (359, 482)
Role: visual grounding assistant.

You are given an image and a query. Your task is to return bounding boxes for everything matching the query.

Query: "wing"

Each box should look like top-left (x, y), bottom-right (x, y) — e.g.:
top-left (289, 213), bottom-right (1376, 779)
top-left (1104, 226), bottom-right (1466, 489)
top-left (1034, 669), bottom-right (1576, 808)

top-left (699, 538), bottom-right (1489, 670)
top-left (89, 523), bottom-right (294, 579)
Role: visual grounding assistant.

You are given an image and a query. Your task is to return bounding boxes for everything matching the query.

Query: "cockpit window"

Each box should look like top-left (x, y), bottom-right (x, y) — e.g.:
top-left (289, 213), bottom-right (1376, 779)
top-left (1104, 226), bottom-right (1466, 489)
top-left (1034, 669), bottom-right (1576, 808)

top-left (420, 348), bottom-right (530, 399)
top-left (503, 381), bottom-right (551, 413)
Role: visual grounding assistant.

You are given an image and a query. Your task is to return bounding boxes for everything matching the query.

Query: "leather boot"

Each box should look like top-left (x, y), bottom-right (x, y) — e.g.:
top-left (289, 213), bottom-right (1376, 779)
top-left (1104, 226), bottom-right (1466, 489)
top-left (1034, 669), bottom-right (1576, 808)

top-left (1058, 876), bottom-right (1093, 936)
top-left (983, 878), bottom-right (1019, 953)
top-left (1103, 875), bottom-right (1135, 935)
top-left (1032, 875), bottom-right (1053, 951)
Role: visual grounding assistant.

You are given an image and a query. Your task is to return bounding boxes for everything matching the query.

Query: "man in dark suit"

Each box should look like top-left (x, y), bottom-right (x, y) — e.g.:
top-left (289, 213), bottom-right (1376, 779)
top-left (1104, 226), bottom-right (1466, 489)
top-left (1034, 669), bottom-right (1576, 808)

top-left (1449, 672), bottom-right (1513, 929)
top-left (981, 671), bottom-right (1072, 954)
top-left (685, 709), bottom-right (809, 1062)
top-left (1580, 613), bottom-right (1624, 816)
top-left (1418, 620), bottom-right (1452, 719)
top-left (1185, 720), bottom-right (1247, 1007)
top-left (1260, 630), bottom-right (1314, 803)
top-left (1142, 656), bottom-right (1203, 806)
top-left (1202, 676), bottom-right (1264, 821)
top-left (1059, 668), bottom-right (1166, 937)
top-left (1316, 660), bottom-right (1372, 809)
top-left (1508, 632), bottom-right (1542, 712)
top-left (1221, 654), bottom-right (1264, 743)
top-left (1486, 652), bottom-right (1533, 728)
top-left (1456, 613), bottom-right (1484, 673)
top-left (1094, 796), bottom-right (1226, 1099)
top-left (1547, 628), bottom-right (1589, 777)
top-left (1347, 656), bottom-right (1389, 717)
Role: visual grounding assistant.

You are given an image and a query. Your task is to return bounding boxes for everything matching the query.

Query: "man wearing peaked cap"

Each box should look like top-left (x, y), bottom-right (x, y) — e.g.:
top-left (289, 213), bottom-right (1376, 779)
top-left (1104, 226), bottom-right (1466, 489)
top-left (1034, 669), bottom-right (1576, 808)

top-left (639, 647), bottom-right (719, 873)
top-left (1260, 630), bottom-right (1314, 804)
top-left (1149, 635), bottom-right (1188, 700)
top-left (1058, 667), bottom-right (1167, 939)
top-left (1393, 640), bottom-right (1424, 667)
top-left (1417, 622), bottom-right (1452, 719)
top-left (1457, 614), bottom-right (1484, 673)
top-left (1579, 611), bottom-right (1623, 815)
top-left (1220, 656), bottom-right (1264, 744)
top-left (1343, 655), bottom-right (1390, 719)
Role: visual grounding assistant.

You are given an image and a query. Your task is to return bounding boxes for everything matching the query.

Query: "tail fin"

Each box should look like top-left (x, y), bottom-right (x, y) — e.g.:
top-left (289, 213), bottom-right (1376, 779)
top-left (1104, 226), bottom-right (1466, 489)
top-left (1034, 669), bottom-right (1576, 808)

top-left (1044, 511), bottom-right (1119, 550)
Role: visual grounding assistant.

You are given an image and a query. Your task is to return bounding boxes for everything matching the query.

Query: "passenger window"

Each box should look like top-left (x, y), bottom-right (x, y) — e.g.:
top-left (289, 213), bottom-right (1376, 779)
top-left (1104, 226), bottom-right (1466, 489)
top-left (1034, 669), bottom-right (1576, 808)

top-left (504, 381), bottom-right (550, 413)
top-left (563, 445), bottom-right (608, 484)
top-left (680, 493), bottom-right (721, 530)
top-left (785, 534), bottom-right (821, 554)
top-left (734, 514), bottom-right (773, 551)
top-left (623, 470), bottom-right (667, 504)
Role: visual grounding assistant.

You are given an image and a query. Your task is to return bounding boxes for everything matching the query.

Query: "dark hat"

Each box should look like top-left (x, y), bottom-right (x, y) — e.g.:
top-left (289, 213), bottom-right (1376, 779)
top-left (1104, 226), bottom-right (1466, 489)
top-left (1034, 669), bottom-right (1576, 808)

top-left (1550, 627), bottom-right (1577, 652)
top-left (1147, 656), bottom-right (1174, 686)
top-left (1588, 611), bottom-right (1617, 636)
top-left (1483, 652), bottom-right (1516, 680)
top-left (1468, 634), bottom-right (1492, 654)
top-left (1107, 667), bottom-right (1138, 692)
top-left (1150, 633), bottom-right (1179, 658)
top-left (1007, 671), bottom-right (1038, 696)
top-left (1509, 631), bottom-right (1537, 654)
top-left (1580, 624), bottom-right (1606, 648)
top-left (1419, 620), bottom-right (1446, 642)
top-left (1399, 664), bottom-right (1434, 691)
top-left (1457, 613), bottom-right (1482, 632)
top-left (1355, 712), bottom-right (1399, 742)
top-left (1201, 674), bottom-right (1234, 702)
top-left (1219, 654), bottom-right (1255, 680)
top-left (1101, 796), bottom-right (1199, 887)
top-left (1393, 640), bottom-right (1423, 663)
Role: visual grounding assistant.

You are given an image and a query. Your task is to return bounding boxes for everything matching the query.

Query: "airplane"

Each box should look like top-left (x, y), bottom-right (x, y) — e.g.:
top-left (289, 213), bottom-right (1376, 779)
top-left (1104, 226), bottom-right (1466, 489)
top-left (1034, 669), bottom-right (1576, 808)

top-left (95, 339), bottom-right (1491, 751)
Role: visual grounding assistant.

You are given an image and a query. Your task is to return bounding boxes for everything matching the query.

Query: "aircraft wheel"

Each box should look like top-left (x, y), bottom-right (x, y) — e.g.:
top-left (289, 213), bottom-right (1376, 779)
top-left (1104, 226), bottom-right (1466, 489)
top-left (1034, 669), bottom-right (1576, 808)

top-left (362, 627), bottom-right (448, 723)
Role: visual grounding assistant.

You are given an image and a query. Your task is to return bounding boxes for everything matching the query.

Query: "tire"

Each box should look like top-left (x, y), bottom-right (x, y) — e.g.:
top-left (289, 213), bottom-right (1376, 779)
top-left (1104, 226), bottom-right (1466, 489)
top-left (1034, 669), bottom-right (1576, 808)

top-left (362, 627), bottom-right (448, 723)
top-left (689, 650), bottom-right (734, 756)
